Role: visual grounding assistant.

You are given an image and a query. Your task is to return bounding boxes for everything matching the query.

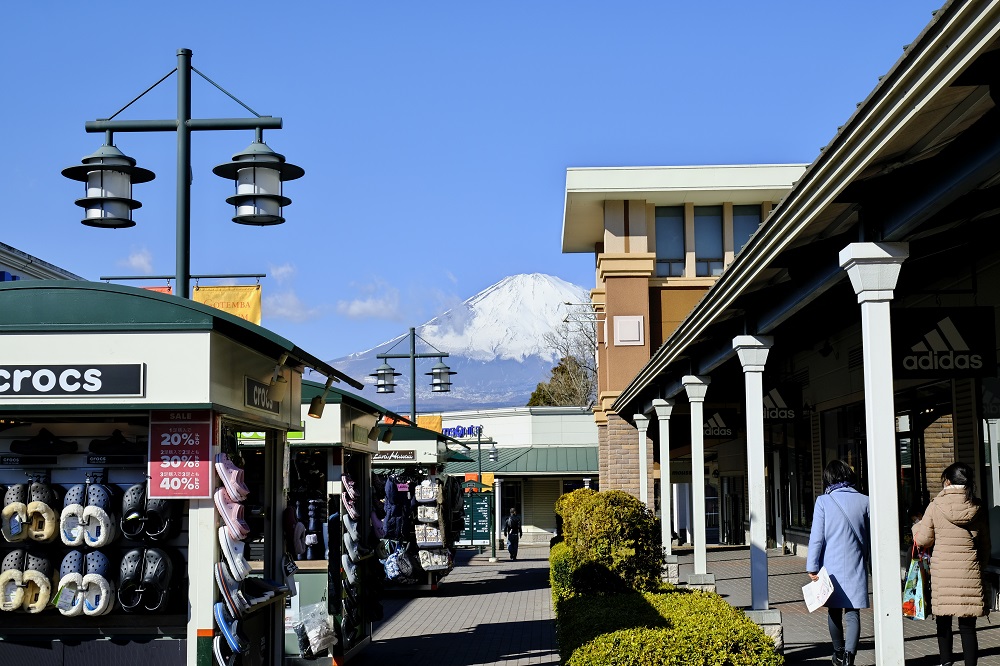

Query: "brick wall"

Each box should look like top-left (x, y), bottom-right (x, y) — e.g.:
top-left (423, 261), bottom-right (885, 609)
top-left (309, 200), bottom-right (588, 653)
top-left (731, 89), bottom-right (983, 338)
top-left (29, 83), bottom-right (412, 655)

top-left (598, 423), bottom-right (608, 487)
top-left (924, 412), bottom-right (954, 496)
top-left (604, 413), bottom-right (653, 504)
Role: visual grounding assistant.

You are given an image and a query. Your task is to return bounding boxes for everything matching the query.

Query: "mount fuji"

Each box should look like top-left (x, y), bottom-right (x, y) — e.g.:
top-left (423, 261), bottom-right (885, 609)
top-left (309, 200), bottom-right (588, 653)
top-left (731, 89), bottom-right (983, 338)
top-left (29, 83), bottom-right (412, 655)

top-left (328, 273), bottom-right (591, 412)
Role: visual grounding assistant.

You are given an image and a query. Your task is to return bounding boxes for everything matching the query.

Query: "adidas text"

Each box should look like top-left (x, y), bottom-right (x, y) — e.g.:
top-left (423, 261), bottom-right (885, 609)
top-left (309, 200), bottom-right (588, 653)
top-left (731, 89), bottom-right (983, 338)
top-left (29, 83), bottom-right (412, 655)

top-left (902, 351), bottom-right (982, 371)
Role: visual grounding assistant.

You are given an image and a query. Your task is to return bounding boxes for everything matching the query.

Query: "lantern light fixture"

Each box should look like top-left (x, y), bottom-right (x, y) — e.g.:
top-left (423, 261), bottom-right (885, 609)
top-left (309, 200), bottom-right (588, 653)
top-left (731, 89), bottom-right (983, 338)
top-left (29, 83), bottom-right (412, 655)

top-left (427, 360), bottom-right (456, 393)
top-left (212, 132), bottom-right (304, 226)
top-left (371, 362), bottom-right (400, 394)
top-left (61, 135), bottom-right (155, 229)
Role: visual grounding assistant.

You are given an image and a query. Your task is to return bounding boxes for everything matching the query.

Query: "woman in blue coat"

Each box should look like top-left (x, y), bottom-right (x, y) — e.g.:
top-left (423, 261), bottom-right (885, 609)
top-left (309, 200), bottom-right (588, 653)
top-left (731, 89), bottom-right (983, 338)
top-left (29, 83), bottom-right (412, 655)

top-left (806, 460), bottom-right (871, 666)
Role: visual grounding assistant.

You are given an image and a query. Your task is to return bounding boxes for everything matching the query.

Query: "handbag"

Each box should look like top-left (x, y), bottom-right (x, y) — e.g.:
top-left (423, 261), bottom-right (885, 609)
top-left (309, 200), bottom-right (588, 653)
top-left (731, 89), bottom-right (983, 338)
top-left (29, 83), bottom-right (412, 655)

top-left (902, 543), bottom-right (931, 620)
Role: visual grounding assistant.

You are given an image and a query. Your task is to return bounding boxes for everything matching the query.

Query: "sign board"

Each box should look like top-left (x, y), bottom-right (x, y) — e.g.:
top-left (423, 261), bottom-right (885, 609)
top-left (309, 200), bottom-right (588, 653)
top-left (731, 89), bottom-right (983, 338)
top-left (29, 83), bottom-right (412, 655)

top-left (193, 285), bottom-right (262, 325)
top-left (763, 384), bottom-right (800, 422)
top-left (149, 410), bottom-right (212, 499)
top-left (0, 364), bottom-right (144, 397)
top-left (892, 307), bottom-right (996, 378)
top-left (458, 493), bottom-right (492, 546)
top-left (703, 410), bottom-right (740, 440)
top-left (373, 449), bottom-right (417, 463)
top-left (245, 377), bottom-right (281, 414)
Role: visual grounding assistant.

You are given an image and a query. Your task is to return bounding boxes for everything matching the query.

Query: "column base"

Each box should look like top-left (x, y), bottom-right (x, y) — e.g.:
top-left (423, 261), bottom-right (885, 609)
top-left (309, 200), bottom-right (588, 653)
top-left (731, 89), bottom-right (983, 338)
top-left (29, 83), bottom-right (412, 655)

top-left (683, 572), bottom-right (716, 593)
top-left (662, 555), bottom-right (679, 584)
top-left (744, 609), bottom-right (783, 652)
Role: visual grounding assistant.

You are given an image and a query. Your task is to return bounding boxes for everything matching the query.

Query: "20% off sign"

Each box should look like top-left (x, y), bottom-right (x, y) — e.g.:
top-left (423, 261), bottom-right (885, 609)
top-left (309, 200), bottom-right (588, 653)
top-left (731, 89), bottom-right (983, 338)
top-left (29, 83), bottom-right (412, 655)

top-left (148, 411), bottom-right (212, 499)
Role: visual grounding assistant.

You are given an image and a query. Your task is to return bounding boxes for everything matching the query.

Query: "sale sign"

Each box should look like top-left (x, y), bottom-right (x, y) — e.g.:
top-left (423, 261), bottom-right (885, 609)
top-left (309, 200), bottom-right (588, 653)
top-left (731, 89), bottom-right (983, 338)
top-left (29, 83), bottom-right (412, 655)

top-left (149, 410), bottom-right (213, 499)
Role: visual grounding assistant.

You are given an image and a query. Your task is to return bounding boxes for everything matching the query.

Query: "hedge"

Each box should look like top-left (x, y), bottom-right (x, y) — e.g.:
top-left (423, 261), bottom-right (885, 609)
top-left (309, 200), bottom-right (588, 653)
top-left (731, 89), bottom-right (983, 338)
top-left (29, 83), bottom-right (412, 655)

top-left (559, 589), bottom-right (783, 666)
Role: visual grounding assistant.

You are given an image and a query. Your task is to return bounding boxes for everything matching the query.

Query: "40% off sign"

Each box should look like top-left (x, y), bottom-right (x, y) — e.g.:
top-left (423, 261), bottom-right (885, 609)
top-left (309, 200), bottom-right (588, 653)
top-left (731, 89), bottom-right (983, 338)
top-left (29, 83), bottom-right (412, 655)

top-left (148, 411), bottom-right (213, 499)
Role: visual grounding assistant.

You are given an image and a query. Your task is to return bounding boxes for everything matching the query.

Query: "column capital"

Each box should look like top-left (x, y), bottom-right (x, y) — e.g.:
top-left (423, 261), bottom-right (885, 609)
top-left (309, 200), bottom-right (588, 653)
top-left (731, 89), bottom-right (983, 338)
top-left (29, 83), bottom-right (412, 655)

top-left (633, 413), bottom-right (650, 431)
top-left (839, 242), bottom-right (909, 304)
top-left (682, 375), bottom-right (710, 402)
top-left (733, 335), bottom-right (773, 373)
top-left (652, 398), bottom-right (674, 419)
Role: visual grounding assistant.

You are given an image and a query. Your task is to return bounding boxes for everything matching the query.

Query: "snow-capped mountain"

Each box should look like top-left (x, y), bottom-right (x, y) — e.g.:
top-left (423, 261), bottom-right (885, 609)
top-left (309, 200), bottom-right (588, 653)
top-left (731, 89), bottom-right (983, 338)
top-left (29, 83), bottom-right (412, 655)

top-left (329, 273), bottom-right (591, 412)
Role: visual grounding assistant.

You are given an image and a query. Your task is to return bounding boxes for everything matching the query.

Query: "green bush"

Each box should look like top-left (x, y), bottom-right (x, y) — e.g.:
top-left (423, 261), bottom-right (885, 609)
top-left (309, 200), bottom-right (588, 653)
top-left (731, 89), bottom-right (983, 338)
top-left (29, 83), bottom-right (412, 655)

top-left (550, 541), bottom-right (575, 605)
top-left (559, 590), bottom-right (783, 666)
top-left (565, 490), bottom-right (663, 591)
top-left (554, 487), bottom-right (597, 541)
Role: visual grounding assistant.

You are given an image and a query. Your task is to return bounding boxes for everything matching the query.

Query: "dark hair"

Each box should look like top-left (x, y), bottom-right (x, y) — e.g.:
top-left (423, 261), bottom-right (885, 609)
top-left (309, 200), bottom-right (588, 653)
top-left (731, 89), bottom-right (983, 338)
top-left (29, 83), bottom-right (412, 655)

top-left (509, 507), bottom-right (517, 514)
top-left (942, 462), bottom-right (978, 504)
top-left (823, 459), bottom-right (856, 489)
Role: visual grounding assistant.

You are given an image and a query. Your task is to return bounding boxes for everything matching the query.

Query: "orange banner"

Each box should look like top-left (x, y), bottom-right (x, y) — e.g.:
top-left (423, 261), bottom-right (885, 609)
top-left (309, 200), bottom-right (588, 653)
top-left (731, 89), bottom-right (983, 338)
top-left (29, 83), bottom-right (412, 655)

top-left (143, 286), bottom-right (173, 294)
top-left (192, 285), bottom-right (262, 325)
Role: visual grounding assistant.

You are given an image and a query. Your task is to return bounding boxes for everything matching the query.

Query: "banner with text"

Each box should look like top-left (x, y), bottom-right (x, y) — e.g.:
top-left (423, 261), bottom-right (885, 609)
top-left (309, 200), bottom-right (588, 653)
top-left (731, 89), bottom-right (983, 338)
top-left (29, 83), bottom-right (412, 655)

top-left (193, 285), bottom-right (261, 325)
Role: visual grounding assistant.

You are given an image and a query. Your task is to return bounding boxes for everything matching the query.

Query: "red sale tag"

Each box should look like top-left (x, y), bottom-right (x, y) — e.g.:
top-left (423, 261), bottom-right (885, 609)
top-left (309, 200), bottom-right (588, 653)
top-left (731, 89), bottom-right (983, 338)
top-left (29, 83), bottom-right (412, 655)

top-left (149, 412), bottom-right (213, 499)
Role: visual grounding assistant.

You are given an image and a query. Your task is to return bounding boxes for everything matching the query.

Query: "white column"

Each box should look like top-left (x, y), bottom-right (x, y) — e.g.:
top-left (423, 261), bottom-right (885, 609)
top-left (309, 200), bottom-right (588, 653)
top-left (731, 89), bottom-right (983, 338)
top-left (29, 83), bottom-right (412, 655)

top-left (653, 399), bottom-right (674, 557)
top-left (734, 334), bottom-right (773, 611)
top-left (840, 241), bottom-right (908, 666)
top-left (988, 420), bottom-right (1000, 511)
top-left (772, 449), bottom-right (784, 550)
top-left (494, 477), bottom-right (503, 544)
top-left (683, 375), bottom-right (710, 575)
top-left (634, 413), bottom-right (650, 507)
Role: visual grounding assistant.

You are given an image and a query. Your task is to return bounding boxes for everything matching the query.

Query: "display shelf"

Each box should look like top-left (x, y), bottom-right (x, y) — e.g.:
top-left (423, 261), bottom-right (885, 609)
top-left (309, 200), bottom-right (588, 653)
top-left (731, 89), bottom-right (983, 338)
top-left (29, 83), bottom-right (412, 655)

top-left (0, 614), bottom-right (187, 636)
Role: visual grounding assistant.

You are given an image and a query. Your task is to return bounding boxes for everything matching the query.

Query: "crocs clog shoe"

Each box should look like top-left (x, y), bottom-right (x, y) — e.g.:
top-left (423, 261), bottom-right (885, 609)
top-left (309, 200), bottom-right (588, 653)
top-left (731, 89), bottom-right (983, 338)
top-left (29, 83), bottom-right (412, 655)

top-left (120, 482), bottom-right (147, 540)
top-left (215, 489), bottom-right (249, 542)
top-left (214, 601), bottom-right (248, 654)
top-left (141, 548), bottom-right (173, 612)
top-left (56, 549), bottom-right (85, 617)
top-left (10, 428), bottom-right (76, 455)
top-left (82, 484), bottom-right (117, 548)
top-left (26, 482), bottom-right (61, 543)
top-left (341, 493), bottom-right (358, 521)
top-left (117, 548), bottom-right (145, 613)
top-left (81, 550), bottom-right (115, 616)
top-left (218, 526), bottom-right (251, 582)
top-left (215, 561), bottom-right (248, 619)
top-left (60, 484), bottom-right (87, 546)
top-left (144, 496), bottom-right (178, 542)
top-left (0, 548), bottom-right (26, 611)
top-left (88, 429), bottom-right (140, 455)
top-left (343, 531), bottom-right (359, 563)
top-left (215, 453), bottom-right (249, 503)
top-left (342, 513), bottom-right (358, 542)
top-left (22, 550), bottom-right (53, 613)
top-left (2, 484), bottom-right (28, 543)
top-left (341, 553), bottom-right (357, 587)
top-left (341, 473), bottom-right (357, 501)
top-left (213, 633), bottom-right (239, 666)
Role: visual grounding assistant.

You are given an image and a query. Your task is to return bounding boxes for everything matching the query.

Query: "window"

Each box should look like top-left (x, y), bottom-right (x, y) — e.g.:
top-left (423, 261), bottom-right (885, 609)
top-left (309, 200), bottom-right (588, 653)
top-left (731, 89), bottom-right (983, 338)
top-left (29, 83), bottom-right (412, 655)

top-left (733, 205), bottom-right (762, 254)
top-left (654, 206), bottom-right (684, 277)
top-left (694, 206), bottom-right (723, 276)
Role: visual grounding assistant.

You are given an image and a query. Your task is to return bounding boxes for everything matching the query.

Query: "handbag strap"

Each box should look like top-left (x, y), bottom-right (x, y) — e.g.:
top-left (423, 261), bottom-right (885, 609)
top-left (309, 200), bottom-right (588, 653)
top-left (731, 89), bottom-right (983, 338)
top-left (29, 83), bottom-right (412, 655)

top-left (828, 493), bottom-right (867, 553)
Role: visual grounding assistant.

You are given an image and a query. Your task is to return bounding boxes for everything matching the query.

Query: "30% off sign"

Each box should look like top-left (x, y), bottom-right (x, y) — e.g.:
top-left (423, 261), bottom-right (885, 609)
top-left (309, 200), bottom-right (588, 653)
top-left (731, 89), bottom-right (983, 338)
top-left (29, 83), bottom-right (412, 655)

top-left (148, 411), bottom-right (213, 499)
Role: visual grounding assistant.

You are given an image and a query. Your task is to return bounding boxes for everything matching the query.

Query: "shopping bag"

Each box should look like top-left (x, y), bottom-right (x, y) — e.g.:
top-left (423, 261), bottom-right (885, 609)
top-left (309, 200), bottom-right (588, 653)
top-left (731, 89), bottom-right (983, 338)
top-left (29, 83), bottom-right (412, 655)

top-left (902, 546), bottom-right (931, 620)
top-left (802, 566), bottom-right (834, 613)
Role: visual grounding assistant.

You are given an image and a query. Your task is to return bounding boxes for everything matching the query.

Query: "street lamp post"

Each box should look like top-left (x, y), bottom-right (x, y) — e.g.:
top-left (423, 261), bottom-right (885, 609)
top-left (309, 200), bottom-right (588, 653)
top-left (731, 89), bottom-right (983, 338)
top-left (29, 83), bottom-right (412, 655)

top-left (371, 327), bottom-right (455, 422)
top-left (62, 48), bottom-right (303, 299)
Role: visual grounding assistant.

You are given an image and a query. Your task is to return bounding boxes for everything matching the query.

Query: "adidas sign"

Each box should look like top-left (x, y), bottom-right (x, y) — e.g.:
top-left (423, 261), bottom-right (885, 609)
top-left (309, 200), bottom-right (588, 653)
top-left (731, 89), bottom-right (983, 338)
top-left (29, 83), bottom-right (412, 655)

top-left (902, 317), bottom-right (982, 372)
top-left (704, 413), bottom-right (733, 437)
top-left (762, 388), bottom-right (795, 420)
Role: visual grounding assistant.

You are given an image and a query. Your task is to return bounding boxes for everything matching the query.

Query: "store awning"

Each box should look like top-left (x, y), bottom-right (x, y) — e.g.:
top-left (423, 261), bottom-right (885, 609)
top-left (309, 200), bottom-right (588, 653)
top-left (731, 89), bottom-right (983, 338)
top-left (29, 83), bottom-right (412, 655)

top-left (444, 446), bottom-right (598, 476)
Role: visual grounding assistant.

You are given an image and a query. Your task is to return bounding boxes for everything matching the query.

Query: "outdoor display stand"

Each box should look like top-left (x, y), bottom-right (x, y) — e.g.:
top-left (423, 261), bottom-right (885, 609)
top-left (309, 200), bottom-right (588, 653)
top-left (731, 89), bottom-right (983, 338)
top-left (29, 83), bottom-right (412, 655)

top-left (0, 282), bottom-right (358, 666)
top-left (259, 380), bottom-right (385, 666)
top-left (371, 426), bottom-right (468, 591)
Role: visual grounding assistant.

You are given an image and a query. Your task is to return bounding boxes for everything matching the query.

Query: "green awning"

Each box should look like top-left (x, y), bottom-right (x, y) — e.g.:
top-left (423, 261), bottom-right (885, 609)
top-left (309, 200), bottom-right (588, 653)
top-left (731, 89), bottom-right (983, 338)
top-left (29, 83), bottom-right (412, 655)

top-left (444, 446), bottom-right (598, 476)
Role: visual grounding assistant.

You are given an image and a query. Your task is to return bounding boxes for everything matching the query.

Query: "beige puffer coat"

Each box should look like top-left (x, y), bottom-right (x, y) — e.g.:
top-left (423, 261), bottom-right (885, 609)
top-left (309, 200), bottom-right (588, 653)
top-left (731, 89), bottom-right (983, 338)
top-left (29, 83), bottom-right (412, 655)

top-left (912, 486), bottom-right (991, 617)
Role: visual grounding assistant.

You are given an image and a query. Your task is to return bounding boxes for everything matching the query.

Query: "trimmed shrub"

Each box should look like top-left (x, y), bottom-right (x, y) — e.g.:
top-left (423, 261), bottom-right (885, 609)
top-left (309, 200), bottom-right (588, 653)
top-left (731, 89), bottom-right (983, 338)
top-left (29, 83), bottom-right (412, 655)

top-left (554, 487), bottom-right (597, 541)
top-left (565, 490), bottom-right (663, 591)
top-left (549, 541), bottom-right (575, 605)
top-left (559, 589), bottom-right (783, 666)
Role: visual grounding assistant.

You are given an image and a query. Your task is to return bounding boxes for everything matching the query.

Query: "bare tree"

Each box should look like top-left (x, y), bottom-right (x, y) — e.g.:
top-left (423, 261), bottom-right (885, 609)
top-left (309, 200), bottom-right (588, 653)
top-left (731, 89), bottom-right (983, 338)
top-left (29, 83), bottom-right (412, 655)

top-left (527, 307), bottom-right (597, 407)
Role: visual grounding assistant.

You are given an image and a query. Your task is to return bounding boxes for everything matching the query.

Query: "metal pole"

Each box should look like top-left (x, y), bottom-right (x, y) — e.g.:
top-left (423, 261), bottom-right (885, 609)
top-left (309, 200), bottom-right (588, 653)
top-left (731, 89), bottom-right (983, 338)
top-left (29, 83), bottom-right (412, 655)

top-left (477, 427), bottom-right (482, 486)
top-left (176, 48), bottom-right (192, 299)
top-left (409, 327), bottom-right (417, 422)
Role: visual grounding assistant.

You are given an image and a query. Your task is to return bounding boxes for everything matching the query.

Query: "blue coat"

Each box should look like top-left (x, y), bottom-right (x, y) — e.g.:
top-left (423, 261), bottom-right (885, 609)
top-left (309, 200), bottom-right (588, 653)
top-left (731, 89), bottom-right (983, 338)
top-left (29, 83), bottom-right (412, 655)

top-left (806, 487), bottom-right (871, 609)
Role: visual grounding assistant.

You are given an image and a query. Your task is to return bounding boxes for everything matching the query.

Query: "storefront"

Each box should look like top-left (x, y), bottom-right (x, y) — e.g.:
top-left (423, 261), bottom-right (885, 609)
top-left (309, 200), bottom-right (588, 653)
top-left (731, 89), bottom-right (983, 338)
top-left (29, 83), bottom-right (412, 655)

top-left (0, 281), bottom-right (361, 666)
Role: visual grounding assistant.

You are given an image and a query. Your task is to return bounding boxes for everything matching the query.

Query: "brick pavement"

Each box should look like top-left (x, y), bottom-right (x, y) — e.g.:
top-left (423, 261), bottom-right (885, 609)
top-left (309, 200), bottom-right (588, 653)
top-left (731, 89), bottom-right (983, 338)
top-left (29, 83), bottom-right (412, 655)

top-left (678, 547), bottom-right (1000, 665)
top-left (350, 546), bottom-right (559, 666)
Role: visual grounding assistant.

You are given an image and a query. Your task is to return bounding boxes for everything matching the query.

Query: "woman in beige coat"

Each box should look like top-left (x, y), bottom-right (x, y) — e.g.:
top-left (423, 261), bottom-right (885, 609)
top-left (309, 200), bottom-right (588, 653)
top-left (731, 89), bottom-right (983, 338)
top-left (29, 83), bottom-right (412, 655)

top-left (912, 462), bottom-right (991, 666)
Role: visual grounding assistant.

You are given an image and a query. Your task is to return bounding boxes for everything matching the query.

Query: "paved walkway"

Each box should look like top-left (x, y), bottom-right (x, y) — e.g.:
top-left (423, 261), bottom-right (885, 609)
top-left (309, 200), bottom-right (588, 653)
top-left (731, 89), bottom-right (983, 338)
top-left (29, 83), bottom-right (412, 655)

top-left (350, 546), bottom-right (559, 666)
top-left (350, 545), bottom-right (1000, 665)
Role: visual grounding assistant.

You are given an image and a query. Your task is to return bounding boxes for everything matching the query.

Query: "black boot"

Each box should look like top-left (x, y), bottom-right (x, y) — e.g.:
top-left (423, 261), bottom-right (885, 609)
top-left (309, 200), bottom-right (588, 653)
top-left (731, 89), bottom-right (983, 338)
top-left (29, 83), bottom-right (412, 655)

top-left (831, 649), bottom-right (845, 666)
top-left (843, 652), bottom-right (856, 666)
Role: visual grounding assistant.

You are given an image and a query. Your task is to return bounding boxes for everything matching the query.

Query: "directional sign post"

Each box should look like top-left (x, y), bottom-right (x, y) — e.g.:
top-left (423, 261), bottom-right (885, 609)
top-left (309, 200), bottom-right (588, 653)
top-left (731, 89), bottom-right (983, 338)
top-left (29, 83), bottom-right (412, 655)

top-left (459, 481), bottom-right (494, 554)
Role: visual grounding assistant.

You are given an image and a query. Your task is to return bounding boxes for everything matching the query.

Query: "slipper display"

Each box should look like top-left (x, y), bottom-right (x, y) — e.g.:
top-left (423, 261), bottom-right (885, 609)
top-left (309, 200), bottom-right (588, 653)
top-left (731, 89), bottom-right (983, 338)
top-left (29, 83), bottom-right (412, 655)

top-left (341, 474), bottom-right (356, 501)
top-left (82, 550), bottom-right (115, 616)
top-left (341, 553), bottom-right (357, 586)
top-left (214, 601), bottom-right (248, 654)
top-left (0, 548), bottom-right (26, 611)
top-left (120, 483), bottom-right (148, 541)
top-left (117, 548), bottom-right (145, 612)
top-left (88, 429), bottom-right (141, 455)
top-left (21, 550), bottom-right (53, 613)
top-left (215, 453), bottom-right (249, 503)
top-left (343, 531), bottom-right (359, 563)
top-left (10, 428), bottom-right (76, 455)
top-left (118, 547), bottom-right (173, 613)
top-left (341, 493), bottom-right (358, 521)
top-left (218, 525), bottom-right (251, 582)
top-left (144, 496), bottom-right (178, 542)
top-left (56, 549), bottom-right (86, 617)
top-left (26, 482), bottom-right (61, 543)
top-left (82, 483), bottom-right (117, 548)
top-left (213, 633), bottom-right (240, 666)
top-left (215, 488), bottom-right (250, 542)
top-left (342, 513), bottom-right (358, 542)
top-left (60, 484), bottom-right (87, 546)
top-left (2, 483), bottom-right (28, 543)
top-left (215, 561), bottom-right (249, 618)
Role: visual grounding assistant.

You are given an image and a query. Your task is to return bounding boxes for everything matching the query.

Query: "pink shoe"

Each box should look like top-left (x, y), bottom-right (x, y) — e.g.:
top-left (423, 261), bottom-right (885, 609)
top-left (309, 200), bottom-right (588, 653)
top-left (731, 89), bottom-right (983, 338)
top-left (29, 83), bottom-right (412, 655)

top-left (215, 454), bottom-right (249, 502)
top-left (214, 489), bottom-right (249, 541)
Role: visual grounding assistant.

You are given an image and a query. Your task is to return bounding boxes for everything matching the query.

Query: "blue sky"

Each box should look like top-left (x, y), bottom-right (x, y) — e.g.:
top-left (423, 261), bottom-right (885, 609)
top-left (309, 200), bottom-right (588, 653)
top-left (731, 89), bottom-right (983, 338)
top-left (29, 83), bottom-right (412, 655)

top-left (6, 1), bottom-right (941, 360)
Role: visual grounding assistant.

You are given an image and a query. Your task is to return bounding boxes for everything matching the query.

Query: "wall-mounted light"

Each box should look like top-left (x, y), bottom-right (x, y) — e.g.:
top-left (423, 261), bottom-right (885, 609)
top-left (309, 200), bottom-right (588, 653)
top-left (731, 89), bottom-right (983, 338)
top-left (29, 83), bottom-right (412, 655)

top-left (268, 353), bottom-right (289, 402)
top-left (383, 428), bottom-right (394, 444)
top-left (367, 425), bottom-right (380, 441)
top-left (308, 377), bottom-right (333, 419)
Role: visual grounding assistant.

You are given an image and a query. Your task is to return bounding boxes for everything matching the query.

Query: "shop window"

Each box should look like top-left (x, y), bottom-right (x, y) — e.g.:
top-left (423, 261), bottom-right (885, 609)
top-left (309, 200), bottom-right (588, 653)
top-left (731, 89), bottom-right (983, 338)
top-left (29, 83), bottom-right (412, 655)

top-left (654, 206), bottom-right (685, 277)
top-left (733, 205), bottom-right (762, 254)
top-left (694, 206), bottom-right (724, 276)
top-left (821, 404), bottom-right (868, 492)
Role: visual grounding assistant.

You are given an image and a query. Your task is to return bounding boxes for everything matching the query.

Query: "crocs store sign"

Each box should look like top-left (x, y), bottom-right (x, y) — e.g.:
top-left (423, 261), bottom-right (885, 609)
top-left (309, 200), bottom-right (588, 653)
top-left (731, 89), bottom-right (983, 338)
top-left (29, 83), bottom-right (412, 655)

top-left (0, 364), bottom-right (144, 397)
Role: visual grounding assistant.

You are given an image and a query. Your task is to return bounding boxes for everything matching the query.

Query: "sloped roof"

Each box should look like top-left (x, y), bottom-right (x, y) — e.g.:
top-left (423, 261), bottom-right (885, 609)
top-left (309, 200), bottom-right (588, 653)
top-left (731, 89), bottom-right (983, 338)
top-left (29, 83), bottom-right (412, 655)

top-left (444, 446), bottom-right (598, 475)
